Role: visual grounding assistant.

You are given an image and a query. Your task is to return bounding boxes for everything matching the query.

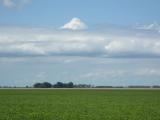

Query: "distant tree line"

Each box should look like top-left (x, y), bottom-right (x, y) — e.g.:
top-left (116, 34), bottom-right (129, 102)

top-left (53, 82), bottom-right (74, 88)
top-left (33, 82), bottom-right (93, 88)
top-left (33, 82), bottom-right (75, 88)
top-left (95, 85), bottom-right (160, 88)
top-left (33, 82), bottom-right (160, 88)
top-left (33, 82), bottom-right (53, 88)
top-left (0, 83), bottom-right (160, 88)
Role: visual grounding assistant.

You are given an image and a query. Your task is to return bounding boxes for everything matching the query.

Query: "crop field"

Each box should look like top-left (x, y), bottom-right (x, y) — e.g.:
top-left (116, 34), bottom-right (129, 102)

top-left (0, 89), bottom-right (160, 120)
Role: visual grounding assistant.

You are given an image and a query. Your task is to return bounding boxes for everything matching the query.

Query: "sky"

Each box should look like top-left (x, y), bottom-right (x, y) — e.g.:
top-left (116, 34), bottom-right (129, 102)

top-left (0, 0), bottom-right (160, 86)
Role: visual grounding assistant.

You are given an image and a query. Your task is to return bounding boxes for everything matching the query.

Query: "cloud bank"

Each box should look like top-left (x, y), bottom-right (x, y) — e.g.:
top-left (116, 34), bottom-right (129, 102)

top-left (0, 23), bottom-right (160, 58)
top-left (135, 22), bottom-right (160, 33)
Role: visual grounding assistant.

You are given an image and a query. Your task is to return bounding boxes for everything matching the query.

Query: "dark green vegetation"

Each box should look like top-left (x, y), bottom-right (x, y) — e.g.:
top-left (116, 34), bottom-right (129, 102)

top-left (33, 82), bottom-right (74, 88)
top-left (0, 89), bottom-right (160, 120)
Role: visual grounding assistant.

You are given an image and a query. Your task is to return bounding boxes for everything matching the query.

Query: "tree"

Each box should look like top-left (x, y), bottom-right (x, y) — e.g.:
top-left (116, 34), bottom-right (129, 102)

top-left (33, 83), bottom-right (42, 88)
top-left (42, 82), bottom-right (52, 88)
top-left (33, 82), bottom-right (52, 88)
top-left (67, 82), bottom-right (74, 88)
top-left (53, 82), bottom-right (74, 88)
top-left (53, 82), bottom-right (63, 88)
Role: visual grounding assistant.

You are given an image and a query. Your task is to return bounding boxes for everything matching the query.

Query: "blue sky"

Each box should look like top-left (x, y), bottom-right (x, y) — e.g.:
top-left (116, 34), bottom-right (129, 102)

top-left (0, 0), bottom-right (160, 86)
top-left (0, 0), bottom-right (160, 26)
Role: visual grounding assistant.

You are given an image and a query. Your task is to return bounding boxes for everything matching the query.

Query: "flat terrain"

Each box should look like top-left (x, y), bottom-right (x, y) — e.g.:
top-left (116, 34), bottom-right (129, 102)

top-left (0, 89), bottom-right (160, 120)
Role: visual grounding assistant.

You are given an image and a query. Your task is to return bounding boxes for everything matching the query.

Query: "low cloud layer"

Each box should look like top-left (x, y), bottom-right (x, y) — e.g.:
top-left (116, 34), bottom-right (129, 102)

top-left (0, 23), bottom-right (160, 58)
top-left (135, 22), bottom-right (160, 33)
top-left (83, 68), bottom-right (160, 79)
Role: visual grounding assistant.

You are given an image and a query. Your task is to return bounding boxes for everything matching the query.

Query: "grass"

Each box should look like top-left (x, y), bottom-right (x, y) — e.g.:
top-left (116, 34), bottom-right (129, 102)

top-left (0, 89), bottom-right (160, 120)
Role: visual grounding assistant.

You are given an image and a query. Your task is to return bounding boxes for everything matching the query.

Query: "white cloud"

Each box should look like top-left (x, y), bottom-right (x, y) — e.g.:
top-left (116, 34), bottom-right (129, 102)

top-left (82, 68), bottom-right (160, 80)
top-left (83, 70), bottom-right (126, 78)
top-left (0, 25), bottom-right (160, 58)
top-left (2, 0), bottom-right (15, 7)
top-left (60, 17), bottom-right (88, 30)
top-left (136, 68), bottom-right (160, 76)
top-left (135, 22), bottom-right (160, 33)
top-left (0, 0), bottom-right (31, 8)
top-left (105, 38), bottom-right (160, 57)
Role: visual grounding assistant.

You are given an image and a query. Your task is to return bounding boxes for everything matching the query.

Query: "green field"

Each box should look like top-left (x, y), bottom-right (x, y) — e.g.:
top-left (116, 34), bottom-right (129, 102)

top-left (0, 89), bottom-right (160, 120)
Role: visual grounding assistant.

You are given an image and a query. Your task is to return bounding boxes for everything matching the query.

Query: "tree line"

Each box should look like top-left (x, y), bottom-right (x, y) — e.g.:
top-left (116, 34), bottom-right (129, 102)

top-left (33, 82), bottom-right (160, 88)
top-left (33, 82), bottom-right (92, 88)
top-left (0, 82), bottom-right (160, 88)
top-left (33, 82), bottom-right (74, 88)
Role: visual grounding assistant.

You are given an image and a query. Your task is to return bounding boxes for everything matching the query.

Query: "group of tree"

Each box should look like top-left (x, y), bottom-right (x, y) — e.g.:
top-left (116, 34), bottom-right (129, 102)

top-left (33, 82), bottom-right (52, 88)
top-left (74, 84), bottom-right (92, 88)
top-left (53, 82), bottom-right (74, 88)
top-left (33, 82), bottom-right (74, 88)
top-left (33, 82), bottom-right (93, 88)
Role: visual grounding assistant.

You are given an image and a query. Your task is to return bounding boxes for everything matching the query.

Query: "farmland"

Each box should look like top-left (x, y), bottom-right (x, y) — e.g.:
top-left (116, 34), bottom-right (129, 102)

top-left (0, 89), bottom-right (160, 120)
